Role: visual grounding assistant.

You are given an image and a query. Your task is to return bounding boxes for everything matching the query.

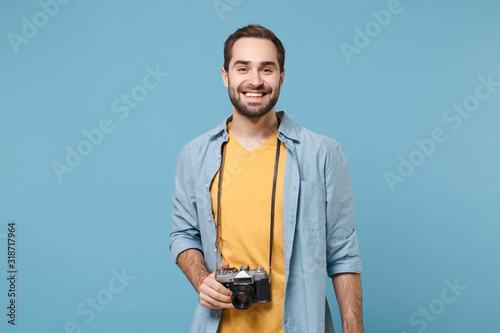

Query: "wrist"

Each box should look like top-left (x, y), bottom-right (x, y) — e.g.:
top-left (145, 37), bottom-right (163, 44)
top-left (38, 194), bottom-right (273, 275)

top-left (195, 271), bottom-right (210, 292)
top-left (342, 314), bottom-right (363, 333)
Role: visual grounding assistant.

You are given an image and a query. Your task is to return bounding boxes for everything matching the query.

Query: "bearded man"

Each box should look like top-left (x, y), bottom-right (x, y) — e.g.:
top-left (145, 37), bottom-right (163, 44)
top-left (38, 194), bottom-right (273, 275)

top-left (170, 24), bottom-right (363, 333)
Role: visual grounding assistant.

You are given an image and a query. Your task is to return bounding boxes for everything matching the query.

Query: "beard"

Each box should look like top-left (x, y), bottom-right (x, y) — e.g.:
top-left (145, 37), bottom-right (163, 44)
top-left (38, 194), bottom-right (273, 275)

top-left (227, 81), bottom-right (280, 119)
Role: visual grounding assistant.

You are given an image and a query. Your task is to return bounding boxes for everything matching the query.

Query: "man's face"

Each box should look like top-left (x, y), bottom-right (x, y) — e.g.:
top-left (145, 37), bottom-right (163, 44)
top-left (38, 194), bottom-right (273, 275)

top-left (222, 37), bottom-right (285, 119)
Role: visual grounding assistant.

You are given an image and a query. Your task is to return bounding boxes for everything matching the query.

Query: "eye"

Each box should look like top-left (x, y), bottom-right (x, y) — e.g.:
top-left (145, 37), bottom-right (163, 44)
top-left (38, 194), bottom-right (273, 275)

top-left (237, 67), bottom-right (248, 72)
top-left (262, 68), bottom-right (272, 73)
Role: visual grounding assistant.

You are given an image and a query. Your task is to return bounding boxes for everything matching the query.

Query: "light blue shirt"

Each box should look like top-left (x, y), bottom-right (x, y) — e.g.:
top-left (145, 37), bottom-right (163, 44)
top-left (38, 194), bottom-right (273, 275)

top-left (170, 111), bottom-right (362, 332)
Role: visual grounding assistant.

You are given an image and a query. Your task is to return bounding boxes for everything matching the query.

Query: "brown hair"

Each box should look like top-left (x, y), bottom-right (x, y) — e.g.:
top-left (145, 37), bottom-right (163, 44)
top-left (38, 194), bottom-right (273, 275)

top-left (224, 24), bottom-right (285, 73)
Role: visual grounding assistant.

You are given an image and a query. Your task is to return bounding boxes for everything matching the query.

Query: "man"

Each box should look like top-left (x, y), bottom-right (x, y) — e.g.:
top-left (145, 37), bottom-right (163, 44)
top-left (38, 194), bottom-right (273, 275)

top-left (170, 24), bottom-right (363, 332)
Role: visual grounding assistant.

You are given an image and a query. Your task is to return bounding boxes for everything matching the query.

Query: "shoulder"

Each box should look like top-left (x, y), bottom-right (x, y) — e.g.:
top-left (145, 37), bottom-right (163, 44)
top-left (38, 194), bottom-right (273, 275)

top-left (296, 124), bottom-right (341, 150)
top-left (279, 112), bottom-right (343, 156)
top-left (292, 123), bottom-right (346, 164)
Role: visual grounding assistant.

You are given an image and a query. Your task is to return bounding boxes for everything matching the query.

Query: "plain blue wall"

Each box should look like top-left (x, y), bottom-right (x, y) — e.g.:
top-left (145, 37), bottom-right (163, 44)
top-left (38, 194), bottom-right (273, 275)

top-left (1, 1), bottom-right (499, 332)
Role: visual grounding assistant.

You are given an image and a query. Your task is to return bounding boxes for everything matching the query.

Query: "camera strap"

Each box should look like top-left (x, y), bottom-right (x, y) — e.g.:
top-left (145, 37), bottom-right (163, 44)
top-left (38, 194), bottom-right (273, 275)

top-left (215, 134), bottom-right (281, 278)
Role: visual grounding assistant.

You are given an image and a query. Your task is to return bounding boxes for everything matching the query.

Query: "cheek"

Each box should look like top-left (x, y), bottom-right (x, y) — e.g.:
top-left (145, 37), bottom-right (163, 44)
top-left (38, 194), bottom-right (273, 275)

top-left (270, 81), bottom-right (281, 92)
top-left (270, 76), bottom-right (282, 88)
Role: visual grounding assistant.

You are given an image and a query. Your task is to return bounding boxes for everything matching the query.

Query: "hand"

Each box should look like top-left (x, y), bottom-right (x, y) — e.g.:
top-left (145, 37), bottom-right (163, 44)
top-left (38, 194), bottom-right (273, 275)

top-left (198, 262), bottom-right (234, 309)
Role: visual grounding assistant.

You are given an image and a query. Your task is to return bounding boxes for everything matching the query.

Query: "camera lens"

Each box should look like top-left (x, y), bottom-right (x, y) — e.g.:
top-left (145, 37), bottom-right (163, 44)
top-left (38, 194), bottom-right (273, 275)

top-left (231, 285), bottom-right (255, 310)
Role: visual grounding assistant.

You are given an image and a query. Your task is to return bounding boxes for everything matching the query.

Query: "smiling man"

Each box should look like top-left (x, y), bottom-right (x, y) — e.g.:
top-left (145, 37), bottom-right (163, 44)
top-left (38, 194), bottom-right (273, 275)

top-left (170, 24), bottom-right (363, 332)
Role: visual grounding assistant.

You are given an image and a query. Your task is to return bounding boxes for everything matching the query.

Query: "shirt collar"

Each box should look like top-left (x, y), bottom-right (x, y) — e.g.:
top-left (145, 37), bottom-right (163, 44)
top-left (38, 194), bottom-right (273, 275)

top-left (208, 111), bottom-right (299, 142)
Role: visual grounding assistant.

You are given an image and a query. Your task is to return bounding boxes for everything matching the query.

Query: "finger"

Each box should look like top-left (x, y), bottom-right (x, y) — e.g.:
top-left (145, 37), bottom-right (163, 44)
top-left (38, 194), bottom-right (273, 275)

top-left (205, 272), bottom-right (233, 296)
top-left (219, 262), bottom-right (230, 269)
top-left (199, 295), bottom-right (234, 309)
top-left (199, 280), bottom-right (233, 309)
top-left (206, 278), bottom-right (232, 297)
top-left (199, 285), bottom-right (234, 309)
top-left (200, 280), bottom-right (233, 302)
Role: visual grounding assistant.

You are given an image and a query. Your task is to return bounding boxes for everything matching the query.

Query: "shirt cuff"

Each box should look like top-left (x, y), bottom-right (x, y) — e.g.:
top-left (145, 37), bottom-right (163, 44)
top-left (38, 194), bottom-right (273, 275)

top-left (170, 238), bottom-right (204, 264)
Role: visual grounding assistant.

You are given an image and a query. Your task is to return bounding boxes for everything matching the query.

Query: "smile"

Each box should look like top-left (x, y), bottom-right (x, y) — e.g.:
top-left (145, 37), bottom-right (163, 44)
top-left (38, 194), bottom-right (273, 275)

top-left (242, 91), bottom-right (268, 98)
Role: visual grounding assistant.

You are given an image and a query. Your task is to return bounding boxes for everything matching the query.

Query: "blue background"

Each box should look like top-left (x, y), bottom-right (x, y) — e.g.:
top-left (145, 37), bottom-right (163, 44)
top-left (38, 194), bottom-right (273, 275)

top-left (1, 0), bottom-right (499, 332)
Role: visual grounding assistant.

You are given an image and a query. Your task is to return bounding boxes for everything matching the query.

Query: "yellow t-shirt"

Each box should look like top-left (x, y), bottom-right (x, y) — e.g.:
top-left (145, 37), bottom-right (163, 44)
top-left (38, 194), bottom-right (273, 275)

top-left (210, 128), bottom-right (286, 333)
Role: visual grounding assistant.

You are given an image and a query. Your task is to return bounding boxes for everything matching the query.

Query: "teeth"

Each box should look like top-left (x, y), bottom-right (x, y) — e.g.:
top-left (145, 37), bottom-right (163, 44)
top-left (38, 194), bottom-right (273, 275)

top-left (245, 92), bottom-right (263, 97)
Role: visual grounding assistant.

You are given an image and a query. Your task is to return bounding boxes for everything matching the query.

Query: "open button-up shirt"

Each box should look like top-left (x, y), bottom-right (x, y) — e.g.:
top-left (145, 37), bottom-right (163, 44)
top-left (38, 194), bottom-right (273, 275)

top-left (170, 111), bottom-right (362, 332)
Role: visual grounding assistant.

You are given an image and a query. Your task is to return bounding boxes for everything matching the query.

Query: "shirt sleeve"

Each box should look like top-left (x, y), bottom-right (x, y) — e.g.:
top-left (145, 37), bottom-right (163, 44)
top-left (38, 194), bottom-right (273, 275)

top-left (325, 143), bottom-right (362, 276)
top-left (169, 145), bottom-right (204, 264)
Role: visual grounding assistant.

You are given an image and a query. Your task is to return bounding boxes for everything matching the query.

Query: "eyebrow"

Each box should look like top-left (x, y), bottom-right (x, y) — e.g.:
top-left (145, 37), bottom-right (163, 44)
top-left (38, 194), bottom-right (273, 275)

top-left (232, 60), bottom-right (278, 69)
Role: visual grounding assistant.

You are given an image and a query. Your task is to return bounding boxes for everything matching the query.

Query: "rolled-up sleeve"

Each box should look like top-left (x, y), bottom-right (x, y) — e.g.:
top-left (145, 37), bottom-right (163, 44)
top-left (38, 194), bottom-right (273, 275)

top-left (325, 143), bottom-right (362, 276)
top-left (169, 145), bottom-right (203, 264)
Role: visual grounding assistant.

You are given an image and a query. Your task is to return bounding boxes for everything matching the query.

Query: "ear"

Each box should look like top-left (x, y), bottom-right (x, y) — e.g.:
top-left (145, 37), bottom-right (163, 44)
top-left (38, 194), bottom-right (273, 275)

top-left (222, 67), bottom-right (229, 88)
top-left (279, 69), bottom-right (285, 89)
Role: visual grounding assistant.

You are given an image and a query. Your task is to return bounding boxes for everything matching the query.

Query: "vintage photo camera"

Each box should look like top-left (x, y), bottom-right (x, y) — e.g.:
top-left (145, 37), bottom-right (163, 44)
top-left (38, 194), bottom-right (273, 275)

top-left (216, 265), bottom-right (271, 310)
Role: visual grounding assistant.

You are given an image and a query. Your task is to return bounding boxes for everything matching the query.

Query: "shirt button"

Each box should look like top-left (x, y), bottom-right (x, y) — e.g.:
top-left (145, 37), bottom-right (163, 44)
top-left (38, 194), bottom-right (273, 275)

top-left (209, 216), bottom-right (212, 221)
top-left (205, 183), bottom-right (209, 188)
top-left (213, 312), bottom-right (220, 318)
top-left (214, 248), bottom-right (217, 253)
top-left (217, 155), bottom-right (221, 160)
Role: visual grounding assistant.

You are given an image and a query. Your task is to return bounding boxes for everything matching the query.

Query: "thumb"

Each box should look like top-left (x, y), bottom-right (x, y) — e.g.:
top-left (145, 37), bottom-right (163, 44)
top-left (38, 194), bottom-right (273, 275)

top-left (219, 262), bottom-right (230, 269)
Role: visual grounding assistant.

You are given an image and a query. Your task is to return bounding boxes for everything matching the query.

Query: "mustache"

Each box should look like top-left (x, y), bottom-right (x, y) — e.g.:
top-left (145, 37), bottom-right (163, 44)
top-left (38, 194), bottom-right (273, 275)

top-left (237, 84), bottom-right (272, 93)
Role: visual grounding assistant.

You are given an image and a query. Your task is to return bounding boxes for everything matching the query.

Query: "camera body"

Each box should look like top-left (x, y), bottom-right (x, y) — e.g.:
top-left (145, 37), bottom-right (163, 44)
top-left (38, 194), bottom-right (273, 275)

top-left (216, 265), bottom-right (271, 310)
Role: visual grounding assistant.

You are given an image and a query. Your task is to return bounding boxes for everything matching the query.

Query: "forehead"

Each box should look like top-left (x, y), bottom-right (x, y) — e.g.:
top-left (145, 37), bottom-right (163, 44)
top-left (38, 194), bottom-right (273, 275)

top-left (230, 37), bottom-right (278, 66)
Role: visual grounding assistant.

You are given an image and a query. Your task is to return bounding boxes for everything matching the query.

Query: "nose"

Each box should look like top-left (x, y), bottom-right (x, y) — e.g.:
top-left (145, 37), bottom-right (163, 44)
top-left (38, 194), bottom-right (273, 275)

top-left (247, 69), bottom-right (263, 87)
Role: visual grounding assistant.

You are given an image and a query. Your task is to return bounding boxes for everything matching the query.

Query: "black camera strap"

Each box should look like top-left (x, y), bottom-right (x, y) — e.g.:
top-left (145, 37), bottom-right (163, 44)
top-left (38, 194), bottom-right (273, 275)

top-left (215, 134), bottom-right (281, 277)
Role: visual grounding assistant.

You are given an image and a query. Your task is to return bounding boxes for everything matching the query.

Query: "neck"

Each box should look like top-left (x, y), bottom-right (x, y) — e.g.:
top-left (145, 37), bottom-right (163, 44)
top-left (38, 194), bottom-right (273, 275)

top-left (230, 108), bottom-right (279, 150)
